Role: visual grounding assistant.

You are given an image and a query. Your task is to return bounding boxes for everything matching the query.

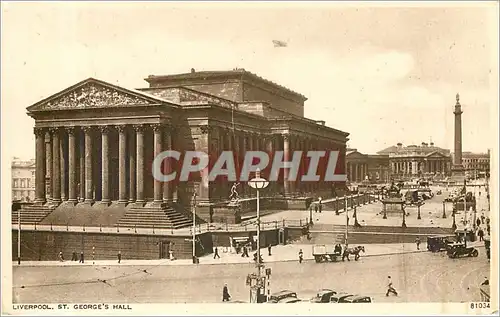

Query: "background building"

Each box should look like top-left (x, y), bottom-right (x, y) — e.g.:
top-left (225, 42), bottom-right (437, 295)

top-left (346, 149), bottom-right (390, 183)
top-left (460, 150), bottom-right (490, 179)
top-left (378, 142), bottom-right (452, 180)
top-left (11, 157), bottom-right (36, 202)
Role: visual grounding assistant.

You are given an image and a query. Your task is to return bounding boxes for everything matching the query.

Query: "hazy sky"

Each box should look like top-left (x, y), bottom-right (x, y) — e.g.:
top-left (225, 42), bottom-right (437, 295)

top-left (1, 2), bottom-right (498, 160)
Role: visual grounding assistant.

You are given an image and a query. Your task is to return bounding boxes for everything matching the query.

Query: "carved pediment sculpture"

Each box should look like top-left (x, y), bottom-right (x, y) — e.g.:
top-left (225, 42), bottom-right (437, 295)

top-left (31, 80), bottom-right (157, 111)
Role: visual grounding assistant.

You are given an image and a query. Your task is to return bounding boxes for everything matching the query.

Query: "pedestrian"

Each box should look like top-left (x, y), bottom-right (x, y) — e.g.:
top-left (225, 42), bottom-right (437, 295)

top-left (476, 218), bottom-right (481, 228)
top-left (386, 276), bottom-right (398, 296)
top-left (318, 197), bottom-right (323, 213)
top-left (79, 251), bottom-right (84, 263)
top-left (222, 284), bottom-right (231, 302)
top-left (478, 228), bottom-right (484, 241)
top-left (71, 251), bottom-right (77, 261)
top-left (58, 251), bottom-right (64, 262)
top-left (117, 251), bottom-right (122, 264)
top-left (214, 246), bottom-right (220, 259)
top-left (298, 249), bottom-right (303, 263)
top-left (268, 244), bottom-right (272, 256)
top-left (169, 249), bottom-right (175, 261)
top-left (481, 213), bottom-right (485, 224)
top-left (481, 277), bottom-right (489, 286)
top-left (314, 204), bottom-right (318, 213)
top-left (415, 237), bottom-right (421, 250)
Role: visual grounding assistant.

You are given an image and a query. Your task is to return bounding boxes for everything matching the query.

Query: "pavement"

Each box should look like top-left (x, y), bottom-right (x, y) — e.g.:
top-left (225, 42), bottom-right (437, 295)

top-left (14, 241), bottom-right (486, 267)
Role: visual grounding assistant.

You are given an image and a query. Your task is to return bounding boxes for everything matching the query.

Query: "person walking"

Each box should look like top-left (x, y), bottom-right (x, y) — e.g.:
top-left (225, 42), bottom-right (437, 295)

top-left (222, 284), bottom-right (231, 302)
top-left (71, 251), bottom-right (77, 261)
top-left (318, 197), bottom-right (323, 213)
top-left (386, 276), bottom-right (398, 296)
top-left (58, 251), bottom-right (64, 262)
top-left (298, 249), bottom-right (304, 264)
top-left (478, 228), bottom-right (484, 242)
top-left (79, 251), bottom-right (84, 263)
top-left (214, 247), bottom-right (220, 259)
top-left (268, 244), bottom-right (272, 256)
top-left (314, 204), bottom-right (318, 213)
top-left (117, 251), bottom-right (122, 264)
top-left (415, 237), bottom-right (421, 250)
top-left (476, 218), bottom-right (481, 229)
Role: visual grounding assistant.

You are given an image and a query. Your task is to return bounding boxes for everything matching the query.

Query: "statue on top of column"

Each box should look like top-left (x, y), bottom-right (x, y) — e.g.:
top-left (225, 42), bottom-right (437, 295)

top-left (229, 182), bottom-right (240, 201)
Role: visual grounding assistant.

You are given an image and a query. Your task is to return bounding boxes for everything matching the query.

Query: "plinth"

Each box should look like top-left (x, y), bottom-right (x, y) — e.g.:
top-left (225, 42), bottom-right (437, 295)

top-left (450, 165), bottom-right (466, 183)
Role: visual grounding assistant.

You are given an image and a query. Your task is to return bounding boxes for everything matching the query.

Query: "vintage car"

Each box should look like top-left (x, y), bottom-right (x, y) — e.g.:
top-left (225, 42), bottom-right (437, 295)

top-left (277, 297), bottom-right (302, 304)
top-left (329, 293), bottom-right (354, 303)
top-left (447, 243), bottom-right (479, 258)
top-left (310, 289), bottom-right (337, 303)
top-left (427, 235), bottom-right (456, 252)
top-left (267, 290), bottom-right (298, 303)
top-left (342, 295), bottom-right (372, 303)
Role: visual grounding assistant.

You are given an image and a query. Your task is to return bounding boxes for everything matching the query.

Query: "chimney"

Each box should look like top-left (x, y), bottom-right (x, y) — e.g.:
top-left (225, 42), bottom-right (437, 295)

top-left (191, 68), bottom-right (196, 73)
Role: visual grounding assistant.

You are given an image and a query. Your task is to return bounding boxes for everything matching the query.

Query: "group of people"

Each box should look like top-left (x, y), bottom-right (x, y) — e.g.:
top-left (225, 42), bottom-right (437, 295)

top-left (309, 197), bottom-right (323, 214)
top-left (57, 249), bottom-right (124, 264)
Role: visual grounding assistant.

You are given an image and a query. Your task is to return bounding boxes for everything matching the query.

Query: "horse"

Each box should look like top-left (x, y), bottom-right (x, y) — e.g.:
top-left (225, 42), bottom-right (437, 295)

top-left (342, 246), bottom-right (365, 261)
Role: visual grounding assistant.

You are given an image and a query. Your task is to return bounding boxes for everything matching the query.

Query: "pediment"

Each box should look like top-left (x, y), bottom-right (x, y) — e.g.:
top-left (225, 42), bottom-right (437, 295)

top-left (27, 78), bottom-right (166, 112)
top-left (426, 151), bottom-right (448, 158)
top-left (346, 151), bottom-right (367, 159)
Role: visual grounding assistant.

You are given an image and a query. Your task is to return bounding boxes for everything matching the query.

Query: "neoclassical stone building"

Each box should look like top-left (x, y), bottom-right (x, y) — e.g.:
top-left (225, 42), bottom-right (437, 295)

top-left (24, 69), bottom-right (349, 228)
top-left (346, 149), bottom-right (390, 183)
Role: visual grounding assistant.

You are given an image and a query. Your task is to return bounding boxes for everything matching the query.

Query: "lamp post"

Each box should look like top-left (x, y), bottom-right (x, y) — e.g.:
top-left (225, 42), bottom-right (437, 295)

top-left (17, 206), bottom-right (21, 265)
top-left (417, 201), bottom-right (422, 220)
top-left (309, 204), bottom-right (314, 225)
top-left (402, 204), bottom-right (407, 228)
top-left (248, 169), bottom-right (269, 303)
top-left (452, 206), bottom-right (457, 231)
top-left (353, 205), bottom-right (361, 227)
top-left (192, 190), bottom-right (198, 264)
top-left (442, 201), bottom-right (447, 219)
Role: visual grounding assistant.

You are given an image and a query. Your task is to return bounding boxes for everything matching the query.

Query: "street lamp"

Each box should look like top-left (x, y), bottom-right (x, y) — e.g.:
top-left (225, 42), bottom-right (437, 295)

top-left (452, 206), bottom-right (457, 231)
top-left (402, 204), bottom-right (407, 228)
top-left (353, 205), bottom-right (361, 227)
top-left (417, 202), bottom-right (421, 220)
top-left (442, 201), bottom-right (447, 219)
top-left (191, 190), bottom-right (198, 264)
top-left (248, 169), bottom-right (269, 303)
top-left (309, 203), bottom-right (314, 225)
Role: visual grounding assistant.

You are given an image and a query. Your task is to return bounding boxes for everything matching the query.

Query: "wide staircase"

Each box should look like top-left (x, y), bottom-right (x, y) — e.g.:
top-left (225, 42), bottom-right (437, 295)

top-left (11, 204), bottom-right (55, 225)
top-left (117, 206), bottom-right (192, 229)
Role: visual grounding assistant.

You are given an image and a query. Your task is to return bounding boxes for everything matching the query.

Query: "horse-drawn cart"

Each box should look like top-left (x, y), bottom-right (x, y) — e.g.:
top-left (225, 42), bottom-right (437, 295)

top-left (312, 245), bottom-right (341, 263)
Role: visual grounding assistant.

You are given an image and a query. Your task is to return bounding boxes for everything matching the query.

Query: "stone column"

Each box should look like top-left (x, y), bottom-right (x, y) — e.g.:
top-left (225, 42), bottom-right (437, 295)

top-left (79, 130), bottom-right (85, 202)
top-left (117, 125), bottom-right (128, 204)
top-left (60, 129), bottom-right (67, 201)
top-left (283, 134), bottom-right (290, 196)
top-left (45, 131), bottom-right (52, 201)
top-left (34, 127), bottom-right (46, 204)
top-left (67, 127), bottom-right (77, 204)
top-left (135, 125), bottom-right (145, 206)
top-left (129, 128), bottom-right (136, 203)
top-left (152, 124), bottom-right (163, 204)
top-left (99, 126), bottom-right (111, 205)
top-left (163, 126), bottom-right (172, 203)
top-left (51, 128), bottom-right (61, 204)
top-left (83, 126), bottom-right (94, 204)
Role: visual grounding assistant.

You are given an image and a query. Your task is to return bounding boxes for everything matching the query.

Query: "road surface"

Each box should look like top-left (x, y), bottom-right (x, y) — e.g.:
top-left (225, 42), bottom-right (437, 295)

top-left (13, 250), bottom-right (489, 304)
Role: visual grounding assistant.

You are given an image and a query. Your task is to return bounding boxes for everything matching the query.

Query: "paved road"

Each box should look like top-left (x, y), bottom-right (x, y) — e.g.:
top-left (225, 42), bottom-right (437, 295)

top-left (13, 250), bottom-right (489, 304)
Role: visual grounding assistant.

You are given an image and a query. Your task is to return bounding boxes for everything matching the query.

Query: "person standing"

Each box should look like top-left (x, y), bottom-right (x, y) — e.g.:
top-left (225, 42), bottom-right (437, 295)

top-left (79, 251), bottom-right (84, 263)
top-left (71, 251), bottom-right (77, 261)
top-left (268, 244), bottom-right (272, 256)
top-left (478, 227), bottom-right (484, 242)
top-left (58, 251), bottom-right (64, 262)
top-left (318, 197), bottom-right (323, 213)
top-left (117, 251), bottom-right (122, 264)
top-left (415, 237), bottom-right (421, 250)
top-left (314, 204), bottom-right (318, 213)
top-left (298, 249), bottom-right (303, 263)
top-left (222, 284), bottom-right (231, 302)
top-left (214, 247), bottom-right (220, 259)
top-left (386, 276), bottom-right (398, 296)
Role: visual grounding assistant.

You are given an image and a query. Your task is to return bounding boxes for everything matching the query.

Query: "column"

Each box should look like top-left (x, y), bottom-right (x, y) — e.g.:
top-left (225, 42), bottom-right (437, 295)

top-left (153, 124), bottom-right (163, 204)
top-left (129, 127), bottom-right (137, 203)
top-left (100, 126), bottom-right (111, 205)
top-left (135, 125), bottom-right (145, 205)
top-left (163, 126), bottom-right (172, 202)
top-left (78, 130), bottom-right (85, 202)
top-left (283, 134), bottom-right (290, 196)
top-left (45, 131), bottom-right (52, 201)
top-left (60, 129), bottom-right (67, 201)
top-left (83, 126), bottom-right (94, 204)
top-left (117, 125), bottom-right (128, 204)
top-left (67, 127), bottom-right (77, 204)
top-left (34, 128), bottom-right (46, 204)
top-left (51, 128), bottom-right (61, 204)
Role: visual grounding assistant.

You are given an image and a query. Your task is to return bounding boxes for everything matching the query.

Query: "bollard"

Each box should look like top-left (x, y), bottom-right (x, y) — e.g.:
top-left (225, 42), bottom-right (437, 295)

top-left (34, 222), bottom-right (37, 230)
top-left (100, 224), bottom-right (102, 232)
top-left (50, 223), bottom-right (53, 231)
top-left (117, 224), bottom-right (119, 232)
top-left (225, 222), bottom-right (228, 231)
top-left (153, 224), bottom-right (155, 234)
top-left (83, 224), bottom-right (86, 232)
top-left (171, 228), bottom-right (173, 234)
top-left (66, 223), bottom-right (68, 231)
top-left (135, 224), bottom-right (137, 233)
top-left (275, 220), bottom-right (278, 229)
top-left (282, 219), bottom-right (285, 228)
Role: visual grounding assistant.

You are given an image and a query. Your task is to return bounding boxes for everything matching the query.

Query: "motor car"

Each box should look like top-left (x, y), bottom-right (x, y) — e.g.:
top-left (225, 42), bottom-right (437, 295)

top-left (447, 243), bottom-right (479, 258)
top-left (329, 293), bottom-right (354, 303)
top-left (342, 295), bottom-right (372, 303)
top-left (310, 289), bottom-right (337, 303)
top-left (427, 235), bottom-right (456, 252)
top-left (268, 290), bottom-right (298, 303)
top-left (277, 297), bottom-right (302, 303)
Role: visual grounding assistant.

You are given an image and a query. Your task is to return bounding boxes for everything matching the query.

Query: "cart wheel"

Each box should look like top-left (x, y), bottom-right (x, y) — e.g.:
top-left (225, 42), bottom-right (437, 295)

top-left (315, 256), bottom-right (321, 263)
top-left (472, 249), bottom-right (479, 257)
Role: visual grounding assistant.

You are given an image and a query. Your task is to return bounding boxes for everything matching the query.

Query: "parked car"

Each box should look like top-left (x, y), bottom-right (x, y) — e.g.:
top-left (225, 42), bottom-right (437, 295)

top-left (277, 297), bottom-right (302, 303)
top-left (310, 289), bottom-right (337, 303)
top-left (342, 295), bottom-right (372, 303)
top-left (268, 290), bottom-right (298, 303)
top-left (329, 293), bottom-right (354, 303)
top-left (427, 235), bottom-right (456, 252)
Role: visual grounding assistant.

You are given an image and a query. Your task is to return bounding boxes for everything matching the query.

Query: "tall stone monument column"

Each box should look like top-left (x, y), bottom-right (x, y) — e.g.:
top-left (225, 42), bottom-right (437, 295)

top-left (451, 93), bottom-right (465, 181)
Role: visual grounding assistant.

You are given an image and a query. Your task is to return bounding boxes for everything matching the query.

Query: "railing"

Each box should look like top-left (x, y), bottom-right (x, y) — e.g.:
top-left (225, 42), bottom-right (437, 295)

top-left (14, 218), bottom-right (309, 236)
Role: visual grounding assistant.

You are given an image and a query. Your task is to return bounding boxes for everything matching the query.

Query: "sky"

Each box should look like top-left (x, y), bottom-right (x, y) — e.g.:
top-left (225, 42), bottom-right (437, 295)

top-left (1, 2), bottom-right (499, 161)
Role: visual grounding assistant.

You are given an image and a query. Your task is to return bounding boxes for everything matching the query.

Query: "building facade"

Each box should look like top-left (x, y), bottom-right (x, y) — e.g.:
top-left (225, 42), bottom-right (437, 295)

top-left (346, 149), bottom-right (390, 183)
top-left (461, 151), bottom-right (490, 178)
top-left (11, 158), bottom-right (36, 202)
top-left (25, 69), bottom-right (349, 227)
top-left (378, 142), bottom-right (453, 179)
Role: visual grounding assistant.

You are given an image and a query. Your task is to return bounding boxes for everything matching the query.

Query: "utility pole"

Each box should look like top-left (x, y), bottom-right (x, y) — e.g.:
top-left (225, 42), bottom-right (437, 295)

top-left (192, 190), bottom-right (197, 264)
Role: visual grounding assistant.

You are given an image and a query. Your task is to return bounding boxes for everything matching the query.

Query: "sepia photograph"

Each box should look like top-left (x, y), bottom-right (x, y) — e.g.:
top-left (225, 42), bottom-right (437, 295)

top-left (1, 1), bottom-right (498, 315)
